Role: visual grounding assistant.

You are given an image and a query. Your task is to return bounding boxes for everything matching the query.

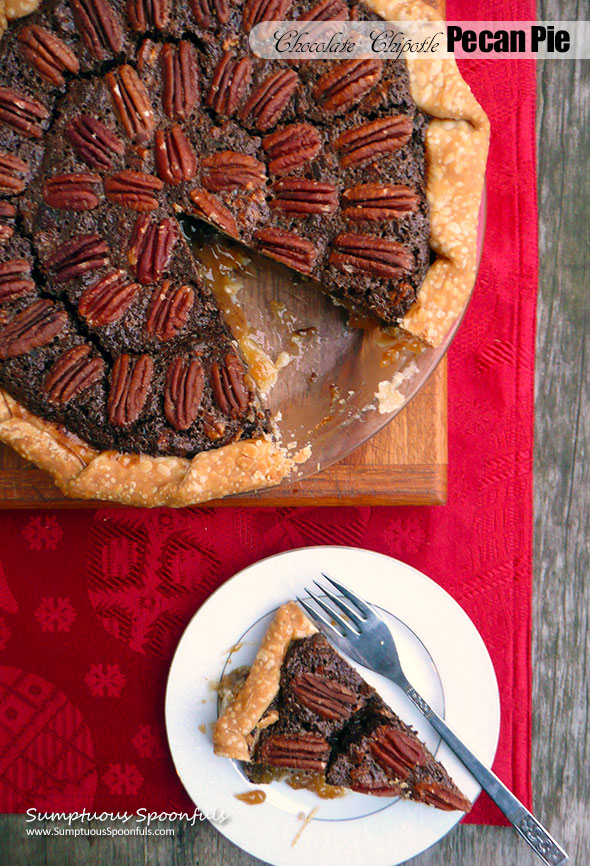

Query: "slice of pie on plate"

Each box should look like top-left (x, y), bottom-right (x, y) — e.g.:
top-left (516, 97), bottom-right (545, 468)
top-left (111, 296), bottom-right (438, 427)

top-left (0, 0), bottom-right (488, 506)
top-left (214, 601), bottom-right (472, 810)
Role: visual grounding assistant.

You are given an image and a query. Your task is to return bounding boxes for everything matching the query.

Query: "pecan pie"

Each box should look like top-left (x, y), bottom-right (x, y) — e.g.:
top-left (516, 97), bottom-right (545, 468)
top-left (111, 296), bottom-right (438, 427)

top-left (214, 602), bottom-right (471, 809)
top-left (0, 0), bottom-right (488, 506)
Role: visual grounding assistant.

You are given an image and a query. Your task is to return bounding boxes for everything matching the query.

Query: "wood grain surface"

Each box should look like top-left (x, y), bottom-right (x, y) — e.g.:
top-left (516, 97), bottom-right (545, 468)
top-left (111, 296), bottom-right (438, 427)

top-left (1, 1), bottom-right (588, 865)
top-left (0, 361), bottom-right (448, 508)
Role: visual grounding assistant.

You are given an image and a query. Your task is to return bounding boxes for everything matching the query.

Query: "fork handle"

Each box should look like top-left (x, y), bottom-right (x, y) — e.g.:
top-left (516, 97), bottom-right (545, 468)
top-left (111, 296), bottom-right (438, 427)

top-left (403, 684), bottom-right (568, 866)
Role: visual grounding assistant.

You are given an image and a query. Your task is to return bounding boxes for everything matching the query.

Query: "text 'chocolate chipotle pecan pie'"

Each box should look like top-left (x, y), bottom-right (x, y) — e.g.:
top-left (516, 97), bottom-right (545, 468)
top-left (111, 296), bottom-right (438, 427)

top-left (0, 0), bottom-right (488, 506)
top-left (214, 602), bottom-right (472, 809)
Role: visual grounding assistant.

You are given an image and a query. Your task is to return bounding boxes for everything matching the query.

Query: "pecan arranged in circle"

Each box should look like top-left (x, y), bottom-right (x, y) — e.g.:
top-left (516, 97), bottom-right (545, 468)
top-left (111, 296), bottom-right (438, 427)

top-left (242, 0), bottom-right (293, 32)
top-left (66, 115), bottom-right (125, 171)
top-left (46, 233), bottom-right (110, 283)
top-left (104, 170), bottom-right (164, 211)
top-left (206, 52), bottom-right (252, 118)
top-left (270, 178), bottom-right (338, 216)
top-left (210, 351), bottom-right (250, 418)
top-left (313, 59), bottom-right (382, 113)
top-left (239, 69), bottom-right (299, 132)
top-left (0, 226), bottom-right (14, 244)
top-left (0, 300), bottom-right (67, 359)
top-left (0, 86), bottom-right (49, 138)
top-left (42, 172), bottom-right (101, 211)
top-left (128, 214), bottom-right (177, 284)
top-left (0, 259), bottom-right (35, 304)
top-left (44, 344), bottom-right (104, 404)
top-left (255, 227), bottom-right (317, 274)
top-left (68, 0), bottom-right (123, 61)
top-left (164, 355), bottom-right (205, 430)
top-left (146, 279), bottom-right (194, 341)
top-left (189, 0), bottom-right (230, 28)
top-left (257, 733), bottom-right (330, 770)
top-left (292, 673), bottom-right (357, 721)
top-left (300, 0), bottom-right (348, 19)
top-left (329, 233), bottom-right (414, 280)
top-left (369, 726), bottom-right (426, 779)
top-left (0, 151), bottom-right (29, 194)
top-left (108, 353), bottom-right (154, 426)
top-left (349, 775), bottom-right (403, 798)
top-left (126, 0), bottom-right (171, 31)
top-left (414, 781), bottom-right (471, 812)
top-left (342, 184), bottom-right (418, 221)
top-left (189, 189), bottom-right (238, 237)
top-left (334, 115), bottom-right (413, 167)
top-left (18, 25), bottom-right (79, 87)
top-left (160, 41), bottom-right (199, 121)
top-left (201, 151), bottom-right (266, 192)
top-left (78, 270), bottom-right (141, 325)
top-left (106, 65), bottom-right (155, 144)
top-left (262, 123), bottom-right (321, 176)
top-left (154, 125), bottom-right (197, 185)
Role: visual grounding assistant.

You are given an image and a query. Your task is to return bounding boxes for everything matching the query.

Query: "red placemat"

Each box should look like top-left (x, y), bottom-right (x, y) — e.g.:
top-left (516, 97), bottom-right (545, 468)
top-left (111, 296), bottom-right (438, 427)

top-left (0, 0), bottom-right (536, 826)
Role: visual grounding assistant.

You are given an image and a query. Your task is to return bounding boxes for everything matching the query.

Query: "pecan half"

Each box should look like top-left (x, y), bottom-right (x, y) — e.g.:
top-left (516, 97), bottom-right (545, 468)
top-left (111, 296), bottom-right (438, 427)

top-left (0, 203), bottom-right (15, 218)
top-left (66, 115), bottom-right (124, 170)
top-left (0, 86), bottom-right (49, 138)
top-left (292, 673), bottom-right (357, 721)
top-left (126, 0), bottom-right (170, 31)
top-left (342, 183), bottom-right (418, 221)
top-left (106, 65), bottom-right (155, 143)
top-left (128, 214), bottom-right (177, 284)
top-left (370, 726), bottom-right (426, 779)
top-left (210, 351), bottom-right (250, 418)
top-left (334, 115), bottom-right (413, 168)
top-left (104, 170), bottom-right (163, 211)
top-left (255, 227), bottom-right (317, 274)
top-left (146, 279), bottom-right (193, 341)
top-left (164, 355), bottom-right (204, 430)
top-left (313, 59), bottom-right (382, 113)
top-left (189, 0), bottom-right (230, 29)
top-left (68, 0), bottom-right (123, 61)
top-left (0, 300), bottom-right (66, 359)
top-left (18, 25), bottom-right (79, 87)
top-left (201, 151), bottom-right (266, 192)
top-left (44, 344), bottom-right (104, 404)
top-left (414, 781), bottom-right (471, 812)
top-left (262, 123), bottom-right (321, 175)
top-left (108, 353), bottom-right (153, 426)
top-left (300, 0), bottom-right (348, 19)
top-left (270, 178), bottom-right (337, 215)
top-left (349, 778), bottom-right (403, 797)
top-left (238, 69), bottom-right (299, 132)
top-left (242, 0), bottom-right (293, 32)
top-left (189, 189), bottom-right (238, 237)
top-left (160, 41), bottom-right (199, 121)
top-left (42, 173), bottom-right (101, 211)
top-left (154, 125), bottom-right (197, 185)
top-left (0, 227), bottom-right (13, 244)
top-left (0, 259), bottom-right (35, 304)
top-left (0, 151), bottom-right (29, 194)
top-left (329, 233), bottom-right (413, 279)
top-left (78, 270), bottom-right (141, 325)
top-left (206, 52), bottom-right (252, 118)
top-left (46, 233), bottom-right (110, 282)
top-left (257, 733), bottom-right (330, 771)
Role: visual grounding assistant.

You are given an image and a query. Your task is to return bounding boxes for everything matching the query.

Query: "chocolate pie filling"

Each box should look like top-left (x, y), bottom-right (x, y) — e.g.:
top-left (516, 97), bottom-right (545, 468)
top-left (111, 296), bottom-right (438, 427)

top-left (0, 0), bottom-right (430, 459)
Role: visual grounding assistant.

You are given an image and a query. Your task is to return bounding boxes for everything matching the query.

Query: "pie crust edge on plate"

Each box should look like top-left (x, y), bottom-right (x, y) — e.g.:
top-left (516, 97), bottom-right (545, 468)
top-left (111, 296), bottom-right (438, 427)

top-left (0, 0), bottom-right (489, 507)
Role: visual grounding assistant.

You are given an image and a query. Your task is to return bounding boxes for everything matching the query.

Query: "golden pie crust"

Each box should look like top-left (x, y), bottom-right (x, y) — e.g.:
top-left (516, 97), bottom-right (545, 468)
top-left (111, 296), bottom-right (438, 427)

top-left (213, 602), bottom-right (317, 761)
top-left (0, 0), bottom-right (488, 506)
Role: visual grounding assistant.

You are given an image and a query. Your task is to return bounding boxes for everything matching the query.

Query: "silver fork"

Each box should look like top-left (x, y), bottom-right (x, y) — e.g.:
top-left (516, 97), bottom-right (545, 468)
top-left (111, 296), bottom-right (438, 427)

top-left (297, 575), bottom-right (568, 866)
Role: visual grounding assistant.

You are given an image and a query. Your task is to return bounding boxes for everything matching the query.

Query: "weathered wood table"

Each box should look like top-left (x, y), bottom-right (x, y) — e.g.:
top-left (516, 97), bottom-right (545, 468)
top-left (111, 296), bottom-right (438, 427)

top-left (0, 0), bottom-right (588, 862)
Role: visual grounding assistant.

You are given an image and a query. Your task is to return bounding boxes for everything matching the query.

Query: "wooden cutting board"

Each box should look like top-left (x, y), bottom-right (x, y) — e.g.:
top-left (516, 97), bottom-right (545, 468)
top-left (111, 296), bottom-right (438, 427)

top-left (0, 360), bottom-right (446, 508)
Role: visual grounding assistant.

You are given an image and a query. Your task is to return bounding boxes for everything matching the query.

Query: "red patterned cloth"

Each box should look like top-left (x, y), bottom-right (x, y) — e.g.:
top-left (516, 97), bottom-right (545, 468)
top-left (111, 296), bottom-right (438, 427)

top-left (0, 0), bottom-right (536, 825)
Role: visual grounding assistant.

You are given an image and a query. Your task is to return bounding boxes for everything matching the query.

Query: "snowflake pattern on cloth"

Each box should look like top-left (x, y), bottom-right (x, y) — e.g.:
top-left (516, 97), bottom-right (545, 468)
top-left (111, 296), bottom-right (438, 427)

top-left (34, 598), bottom-right (77, 633)
top-left (0, 0), bottom-right (536, 826)
top-left (84, 664), bottom-right (127, 698)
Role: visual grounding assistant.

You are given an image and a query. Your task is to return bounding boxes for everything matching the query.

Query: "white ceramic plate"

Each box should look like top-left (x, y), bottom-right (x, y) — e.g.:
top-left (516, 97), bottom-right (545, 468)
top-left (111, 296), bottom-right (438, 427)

top-left (165, 546), bottom-right (500, 866)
